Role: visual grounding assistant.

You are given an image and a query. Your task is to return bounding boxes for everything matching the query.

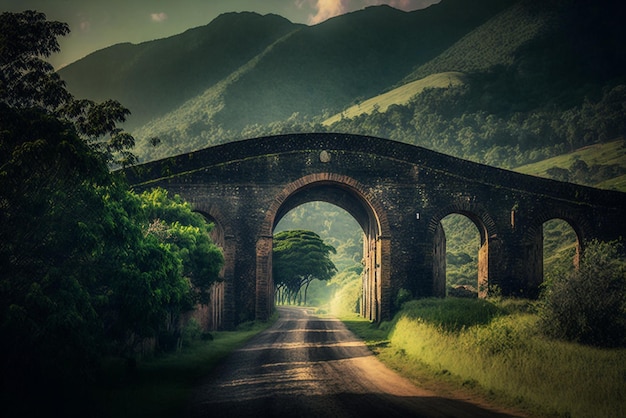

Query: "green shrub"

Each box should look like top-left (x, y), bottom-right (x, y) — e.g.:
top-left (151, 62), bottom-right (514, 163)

top-left (182, 318), bottom-right (202, 347)
top-left (394, 288), bottom-right (413, 309)
top-left (539, 239), bottom-right (626, 347)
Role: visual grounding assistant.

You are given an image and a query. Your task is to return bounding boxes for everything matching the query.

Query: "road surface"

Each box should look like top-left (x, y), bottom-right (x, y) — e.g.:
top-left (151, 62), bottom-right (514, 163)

top-left (187, 306), bottom-right (522, 417)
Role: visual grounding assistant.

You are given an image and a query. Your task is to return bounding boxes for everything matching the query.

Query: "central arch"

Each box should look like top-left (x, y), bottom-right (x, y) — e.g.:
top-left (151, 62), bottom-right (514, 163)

top-left (256, 173), bottom-right (391, 321)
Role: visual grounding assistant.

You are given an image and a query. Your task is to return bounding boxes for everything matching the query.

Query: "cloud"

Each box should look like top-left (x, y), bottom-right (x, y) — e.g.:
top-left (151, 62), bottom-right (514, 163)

top-left (150, 12), bottom-right (168, 23)
top-left (307, 0), bottom-right (350, 24)
top-left (305, 0), bottom-right (438, 24)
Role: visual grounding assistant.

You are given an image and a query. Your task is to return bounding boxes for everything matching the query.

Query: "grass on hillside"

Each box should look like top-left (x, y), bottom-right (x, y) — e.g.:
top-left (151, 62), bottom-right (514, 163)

top-left (342, 298), bottom-right (626, 418)
top-left (90, 319), bottom-right (275, 418)
top-left (514, 139), bottom-right (626, 191)
top-left (322, 72), bottom-right (466, 126)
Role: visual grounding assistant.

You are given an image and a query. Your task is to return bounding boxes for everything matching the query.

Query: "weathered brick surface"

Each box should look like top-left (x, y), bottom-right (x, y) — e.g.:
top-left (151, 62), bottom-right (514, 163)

top-left (126, 133), bottom-right (626, 326)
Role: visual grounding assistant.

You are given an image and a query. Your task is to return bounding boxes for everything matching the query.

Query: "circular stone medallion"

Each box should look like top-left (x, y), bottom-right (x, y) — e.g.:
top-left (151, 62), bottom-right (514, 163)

top-left (319, 150), bottom-right (331, 163)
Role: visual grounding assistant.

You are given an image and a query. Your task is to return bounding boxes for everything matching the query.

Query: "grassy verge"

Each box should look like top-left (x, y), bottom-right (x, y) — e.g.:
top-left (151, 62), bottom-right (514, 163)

top-left (342, 298), bottom-right (626, 418)
top-left (91, 318), bottom-right (275, 418)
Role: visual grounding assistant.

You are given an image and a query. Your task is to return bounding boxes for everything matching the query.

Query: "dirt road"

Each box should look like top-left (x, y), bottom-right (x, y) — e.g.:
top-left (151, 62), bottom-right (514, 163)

top-left (187, 307), bottom-right (522, 417)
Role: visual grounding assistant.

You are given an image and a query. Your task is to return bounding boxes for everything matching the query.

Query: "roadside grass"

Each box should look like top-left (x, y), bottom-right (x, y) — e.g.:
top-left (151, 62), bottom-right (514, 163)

top-left (91, 318), bottom-right (275, 418)
top-left (342, 298), bottom-right (626, 418)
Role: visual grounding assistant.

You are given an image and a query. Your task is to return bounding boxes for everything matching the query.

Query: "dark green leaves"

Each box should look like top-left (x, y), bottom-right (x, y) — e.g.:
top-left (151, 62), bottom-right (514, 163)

top-left (1, 10), bottom-right (138, 166)
top-left (539, 239), bottom-right (626, 347)
top-left (0, 10), bottom-right (70, 110)
top-left (273, 230), bottom-right (337, 304)
top-left (0, 12), bottom-right (224, 412)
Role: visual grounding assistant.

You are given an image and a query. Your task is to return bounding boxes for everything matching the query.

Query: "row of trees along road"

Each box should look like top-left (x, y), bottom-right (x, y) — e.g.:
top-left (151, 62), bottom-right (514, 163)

top-left (273, 230), bottom-right (337, 305)
top-left (0, 11), bottom-right (224, 413)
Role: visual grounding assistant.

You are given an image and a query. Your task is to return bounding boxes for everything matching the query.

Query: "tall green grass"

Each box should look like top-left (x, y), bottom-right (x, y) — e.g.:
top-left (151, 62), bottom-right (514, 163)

top-left (346, 298), bottom-right (626, 418)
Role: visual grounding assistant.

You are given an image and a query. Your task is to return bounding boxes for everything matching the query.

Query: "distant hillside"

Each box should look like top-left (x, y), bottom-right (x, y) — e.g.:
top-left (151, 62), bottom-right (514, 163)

top-left (404, 0), bottom-right (561, 82)
top-left (315, 0), bottom-right (626, 170)
top-left (58, 12), bottom-right (302, 128)
top-left (322, 72), bottom-right (467, 126)
top-left (208, 0), bottom-right (516, 131)
top-left (58, 0), bottom-right (516, 152)
top-left (514, 139), bottom-right (626, 191)
top-left (405, 0), bottom-right (626, 108)
top-left (57, 0), bottom-right (626, 169)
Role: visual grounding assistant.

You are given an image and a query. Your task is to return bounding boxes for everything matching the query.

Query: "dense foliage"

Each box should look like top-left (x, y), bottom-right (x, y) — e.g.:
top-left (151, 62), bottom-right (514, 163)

top-left (539, 240), bottom-right (626, 347)
top-left (273, 230), bottom-right (337, 305)
top-left (0, 11), bottom-right (223, 414)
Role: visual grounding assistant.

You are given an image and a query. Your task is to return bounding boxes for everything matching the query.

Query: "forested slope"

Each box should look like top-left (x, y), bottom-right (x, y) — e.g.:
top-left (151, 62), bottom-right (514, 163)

top-left (58, 12), bottom-right (302, 128)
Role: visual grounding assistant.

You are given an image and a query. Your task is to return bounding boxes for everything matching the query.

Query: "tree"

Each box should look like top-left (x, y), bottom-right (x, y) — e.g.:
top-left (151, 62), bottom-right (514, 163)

top-left (0, 11), bottom-right (223, 414)
top-left (0, 10), bottom-right (70, 110)
top-left (0, 10), bottom-right (137, 166)
top-left (139, 188), bottom-right (224, 305)
top-left (539, 239), bottom-right (626, 347)
top-left (273, 230), bottom-right (337, 305)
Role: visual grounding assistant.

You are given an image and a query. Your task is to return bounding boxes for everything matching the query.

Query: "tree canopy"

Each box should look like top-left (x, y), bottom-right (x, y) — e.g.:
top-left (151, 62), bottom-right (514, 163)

top-left (0, 10), bottom-right (137, 167)
top-left (0, 11), bottom-right (223, 415)
top-left (273, 230), bottom-right (337, 305)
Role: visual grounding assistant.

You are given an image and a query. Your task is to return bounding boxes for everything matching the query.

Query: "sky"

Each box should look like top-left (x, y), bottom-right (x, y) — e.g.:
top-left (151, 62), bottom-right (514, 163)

top-left (1, 0), bottom-right (440, 69)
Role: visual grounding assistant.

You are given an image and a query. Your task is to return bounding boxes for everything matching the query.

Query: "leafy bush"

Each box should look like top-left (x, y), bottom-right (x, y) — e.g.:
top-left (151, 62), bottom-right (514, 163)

top-left (181, 318), bottom-right (203, 347)
top-left (539, 239), bottom-right (626, 347)
top-left (394, 288), bottom-right (413, 309)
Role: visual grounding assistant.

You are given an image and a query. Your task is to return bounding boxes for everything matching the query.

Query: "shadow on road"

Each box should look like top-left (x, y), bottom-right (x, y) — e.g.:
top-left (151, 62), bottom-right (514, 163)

top-left (188, 392), bottom-right (520, 418)
top-left (187, 307), bottom-right (524, 418)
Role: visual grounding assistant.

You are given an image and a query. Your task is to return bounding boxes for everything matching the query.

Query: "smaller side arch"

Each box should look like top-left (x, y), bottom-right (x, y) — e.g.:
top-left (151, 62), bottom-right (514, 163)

top-left (522, 207), bottom-right (593, 252)
top-left (427, 201), bottom-right (499, 298)
top-left (189, 202), bottom-right (236, 330)
top-left (522, 207), bottom-right (595, 293)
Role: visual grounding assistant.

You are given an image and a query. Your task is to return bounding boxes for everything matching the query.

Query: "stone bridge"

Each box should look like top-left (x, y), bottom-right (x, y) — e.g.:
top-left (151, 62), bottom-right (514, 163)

top-left (125, 133), bottom-right (626, 329)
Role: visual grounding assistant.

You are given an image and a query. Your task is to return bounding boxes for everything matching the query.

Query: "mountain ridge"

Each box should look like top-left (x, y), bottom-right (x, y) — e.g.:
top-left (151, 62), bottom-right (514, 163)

top-left (58, 12), bottom-right (302, 128)
top-left (57, 0), bottom-right (626, 170)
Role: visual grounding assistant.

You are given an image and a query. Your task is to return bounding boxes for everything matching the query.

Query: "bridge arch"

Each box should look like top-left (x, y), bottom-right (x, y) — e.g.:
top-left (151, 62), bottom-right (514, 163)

top-left (124, 133), bottom-right (626, 327)
top-left (525, 208), bottom-right (593, 252)
top-left (190, 203), bottom-right (236, 329)
top-left (428, 202), bottom-right (498, 298)
top-left (522, 208), bottom-right (595, 293)
top-left (256, 173), bottom-right (391, 321)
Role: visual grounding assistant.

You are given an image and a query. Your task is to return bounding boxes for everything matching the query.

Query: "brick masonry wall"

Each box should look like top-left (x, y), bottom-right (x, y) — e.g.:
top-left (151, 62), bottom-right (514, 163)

top-left (126, 133), bottom-right (626, 325)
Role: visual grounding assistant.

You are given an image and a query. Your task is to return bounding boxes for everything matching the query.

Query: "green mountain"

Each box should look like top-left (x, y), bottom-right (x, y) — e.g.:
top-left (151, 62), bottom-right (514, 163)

top-left (405, 0), bottom-right (626, 109)
top-left (206, 0), bottom-right (515, 130)
top-left (58, 12), bottom-right (302, 128)
top-left (57, 0), bottom-right (626, 169)
top-left (318, 0), bottom-right (626, 170)
top-left (58, 0), bottom-right (516, 159)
